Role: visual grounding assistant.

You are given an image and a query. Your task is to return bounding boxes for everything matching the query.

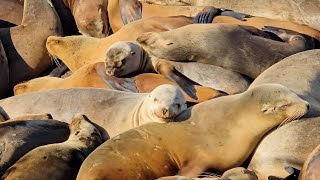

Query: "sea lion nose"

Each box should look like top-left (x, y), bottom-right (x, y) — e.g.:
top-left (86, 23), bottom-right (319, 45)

top-left (306, 103), bottom-right (310, 110)
top-left (162, 108), bottom-right (168, 115)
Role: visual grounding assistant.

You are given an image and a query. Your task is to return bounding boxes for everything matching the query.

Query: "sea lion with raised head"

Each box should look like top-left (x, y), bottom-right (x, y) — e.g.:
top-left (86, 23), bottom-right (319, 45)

top-left (0, 85), bottom-right (187, 140)
top-left (0, 0), bottom-right (63, 89)
top-left (1, 114), bottom-right (102, 180)
top-left (247, 117), bottom-right (320, 180)
top-left (77, 84), bottom-right (309, 179)
top-left (13, 62), bottom-right (225, 103)
top-left (0, 120), bottom-right (70, 176)
top-left (0, 40), bottom-right (9, 99)
top-left (249, 49), bottom-right (320, 118)
top-left (46, 16), bottom-right (193, 72)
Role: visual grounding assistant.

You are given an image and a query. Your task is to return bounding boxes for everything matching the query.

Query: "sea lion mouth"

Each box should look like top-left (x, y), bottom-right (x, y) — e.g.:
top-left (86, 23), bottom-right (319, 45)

top-left (154, 112), bottom-right (176, 121)
top-left (278, 110), bottom-right (306, 128)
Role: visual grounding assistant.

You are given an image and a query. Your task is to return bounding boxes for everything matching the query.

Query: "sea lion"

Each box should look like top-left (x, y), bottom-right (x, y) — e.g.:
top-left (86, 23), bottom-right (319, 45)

top-left (77, 84), bottom-right (309, 179)
top-left (0, 0), bottom-right (63, 89)
top-left (157, 167), bottom-right (258, 180)
top-left (0, 0), bottom-right (24, 26)
top-left (108, 0), bottom-right (248, 32)
top-left (249, 49), bottom-right (320, 118)
top-left (6, 113), bottom-right (53, 121)
top-left (0, 85), bottom-right (187, 140)
top-left (0, 40), bottom-right (9, 99)
top-left (0, 120), bottom-right (70, 176)
top-left (247, 117), bottom-right (320, 180)
top-left (105, 24), bottom-right (315, 98)
top-left (299, 144), bottom-right (320, 180)
top-left (1, 114), bottom-right (102, 180)
top-left (137, 23), bottom-right (316, 79)
top-left (13, 62), bottom-right (225, 103)
top-left (138, 0), bottom-right (320, 31)
top-left (46, 16), bottom-right (193, 72)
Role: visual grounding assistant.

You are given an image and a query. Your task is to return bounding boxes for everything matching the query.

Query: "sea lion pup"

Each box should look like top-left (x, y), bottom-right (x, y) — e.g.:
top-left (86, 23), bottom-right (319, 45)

top-left (1, 114), bottom-right (102, 180)
top-left (0, 40), bottom-right (9, 99)
top-left (157, 167), bottom-right (258, 180)
top-left (247, 117), bottom-right (320, 180)
top-left (137, 23), bottom-right (316, 79)
top-left (138, 0), bottom-right (320, 31)
top-left (249, 49), bottom-right (320, 118)
top-left (46, 16), bottom-right (193, 72)
top-left (299, 144), bottom-right (320, 180)
top-left (13, 62), bottom-right (225, 104)
top-left (0, 120), bottom-right (70, 176)
top-left (0, 85), bottom-right (187, 140)
top-left (77, 84), bottom-right (309, 180)
top-left (0, 0), bottom-right (62, 89)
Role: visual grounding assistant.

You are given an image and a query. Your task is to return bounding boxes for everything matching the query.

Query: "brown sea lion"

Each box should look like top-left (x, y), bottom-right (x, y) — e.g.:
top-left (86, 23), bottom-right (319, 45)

top-left (13, 62), bottom-right (225, 103)
top-left (249, 49), bottom-right (320, 118)
top-left (76, 84), bottom-right (309, 179)
top-left (299, 144), bottom-right (320, 180)
top-left (138, 0), bottom-right (320, 31)
top-left (0, 0), bottom-right (63, 89)
top-left (0, 120), bottom-right (70, 176)
top-left (247, 117), bottom-right (320, 180)
top-left (108, 0), bottom-right (249, 32)
top-left (1, 114), bottom-right (102, 180)
top-left (0, 0), bottom-right (23, 26)
top-left (105, 24), bottom-right (315, 99)
top-left (0, 40), bottom-right (9, 99)
top-left (46, 16), bottom-right (193, 72)
top-left (0, 85), bottom-right (187, 140)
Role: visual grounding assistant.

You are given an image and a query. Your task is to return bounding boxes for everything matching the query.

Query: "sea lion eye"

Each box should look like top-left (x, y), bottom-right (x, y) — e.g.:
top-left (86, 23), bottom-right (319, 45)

top-left (177, 104), bottom-right (181, 109)
top-left (130, 51), bottom-right (136, 55)
top-left (154, 98), bottom-right (158, 102)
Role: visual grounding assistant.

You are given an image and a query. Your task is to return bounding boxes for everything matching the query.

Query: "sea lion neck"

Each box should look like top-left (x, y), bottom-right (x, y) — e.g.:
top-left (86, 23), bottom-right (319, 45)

top-left (137, 44), bottom-right (154, 73)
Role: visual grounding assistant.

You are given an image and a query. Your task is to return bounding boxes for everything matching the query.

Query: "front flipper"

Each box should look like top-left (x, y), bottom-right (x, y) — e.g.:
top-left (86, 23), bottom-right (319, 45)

top-left (95, 63), bottom-right (139, 93)
top-left (220, 9), bottom-right (252, 21)
top-left (154, 60), bottom-right (198, 100)
top-left (193, 7), bottom-right (221, 24)
top-left (119, 0), bottom-right (142, 25)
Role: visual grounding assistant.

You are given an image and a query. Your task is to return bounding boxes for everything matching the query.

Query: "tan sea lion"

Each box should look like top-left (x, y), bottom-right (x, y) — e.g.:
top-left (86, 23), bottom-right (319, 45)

top-left (0, 40), bottom-right (9, 99)
top-left (13, 62), bottom-right (225, 103)
top-left (105, 24), bottom-right (315, 98)
top-left (0, 85), bottom-right (187, 140)
top-left (249, 49), bottom-right (320, 118)
top-left (0, 120), bottom-right (69, 176)
top-left (0, 0), bottom-right (24, 26)
top-left (77, 84), bottom-right (309, 179)
top-left (0, 0), bottom-right (62, 89)
top-left (299, 144), bottom-right (320, 180)
top-left (46, 16), bottom-right (193, 72)
top-left (247, 117), bottom-right (320, 180)
top-left (1, 114), bottom-right (102, 180)
top-left (138, 0), bottom-right (320, 31)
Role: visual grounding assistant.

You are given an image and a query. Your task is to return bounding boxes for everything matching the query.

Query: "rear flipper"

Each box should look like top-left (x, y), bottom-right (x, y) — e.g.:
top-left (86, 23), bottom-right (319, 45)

top-left (95, 62), bottom-right (139, 93)
top-left (154, 60), bottom-right (198, 100)
top-left (194, 7), bottom-right (252, 24)
top-left (268, 166), bottom-right (300, 180)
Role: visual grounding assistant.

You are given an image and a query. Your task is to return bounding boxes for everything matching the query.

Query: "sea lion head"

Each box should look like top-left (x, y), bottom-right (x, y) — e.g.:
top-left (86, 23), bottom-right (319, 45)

top-left (246, 84), bottom-right (309, 126)
top-left (222, 167), bottom-right (258, 180)
top-left (105, 42), bottom-right (143, 77)
top-left (71, 0), bottom-right (110, 38)
top-left (69, 114), bottom-right (102, 152)
top-left (145, 85), bottom-right (187, 123)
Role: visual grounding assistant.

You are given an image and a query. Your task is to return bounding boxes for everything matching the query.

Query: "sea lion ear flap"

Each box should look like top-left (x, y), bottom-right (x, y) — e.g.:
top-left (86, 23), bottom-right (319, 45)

top-left (95, 62), bottom-right (139, 93)
top-left (261, 103), bottom-right (275, 114)
top-left (136, 32), bottom-right (154, 45)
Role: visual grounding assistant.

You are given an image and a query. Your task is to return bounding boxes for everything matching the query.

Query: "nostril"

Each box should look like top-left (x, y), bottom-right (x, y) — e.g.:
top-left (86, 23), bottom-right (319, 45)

top-left (306, 103), bottom-right (310, 110)
top-left (162, 108), bottom-right (168, 115)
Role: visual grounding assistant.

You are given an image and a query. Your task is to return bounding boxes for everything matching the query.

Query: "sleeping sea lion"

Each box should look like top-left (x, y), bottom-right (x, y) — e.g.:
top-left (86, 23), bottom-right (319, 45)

top-left (0, 120), bottom-right (69, 176)
top-left (0, 85), bottom-right (187, 140)
top-left (299, 144), bottom-right (320, 180)
top-left (13, 62), bottom-right (225, 103)
top-left (0, 0), bottom-right (63, 89)
top-left (1, 114), bottom-right (102, 180)
top-left (77, 84), bottom-right (309, 179)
